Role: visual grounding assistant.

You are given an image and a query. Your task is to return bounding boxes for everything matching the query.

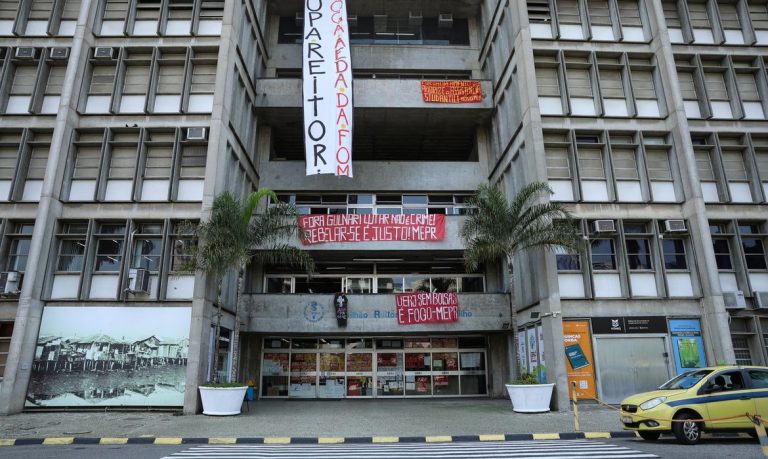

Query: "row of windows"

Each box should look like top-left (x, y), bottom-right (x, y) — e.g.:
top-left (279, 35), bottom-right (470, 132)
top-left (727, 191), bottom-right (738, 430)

top-left (47, 219), bottom-right (196, 301)
top-left (544, 130), bottom-right (678, 203)
top-left (97, 0), bottom-right (223, 36)
top-left (710, 221), bottom-right (768, 296)
top-left (535, 51), bottom-right (664, 118)
top-left (528, 0), bottom-right (648, 42)
top-left (663, 0), bottom-right (768, 45)
top-left (275, 193), bottom-right (474, 216)
top-left (0, 47), bottom-right (69, 115)
top-left (65, 127), bottom-right (206, 202)
top-left (556, 219), bottom-right (696, 299)
top-left (0, 0), bottom-right (79, 36)
top-left (0, 129), bottom-right (50, 202)
top-left (82, 46), bottom-right (218, 115)
top-left (676, 54), bottom-right (768, 120)
top-left (692, 132), bottom-right (768, 204)
top-left (278, 16), bottom-right (470, 46)
top-left (264, 275), bottom-right (485, 295)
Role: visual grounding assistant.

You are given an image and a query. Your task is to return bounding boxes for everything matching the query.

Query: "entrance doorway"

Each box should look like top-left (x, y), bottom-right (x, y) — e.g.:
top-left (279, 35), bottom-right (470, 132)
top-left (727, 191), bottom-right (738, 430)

top-left (594, 336), bottom-right (670, 404)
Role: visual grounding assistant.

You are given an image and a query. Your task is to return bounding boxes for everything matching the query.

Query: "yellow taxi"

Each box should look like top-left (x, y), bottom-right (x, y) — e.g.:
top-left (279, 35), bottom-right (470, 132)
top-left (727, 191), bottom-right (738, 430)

top-left (619, 366), bottom-right (768, 444)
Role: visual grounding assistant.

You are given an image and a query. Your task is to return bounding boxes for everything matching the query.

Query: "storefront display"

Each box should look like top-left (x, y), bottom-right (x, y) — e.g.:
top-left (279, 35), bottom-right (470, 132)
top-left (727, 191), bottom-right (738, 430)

top-left (259, 336), bottom-right (487, 399)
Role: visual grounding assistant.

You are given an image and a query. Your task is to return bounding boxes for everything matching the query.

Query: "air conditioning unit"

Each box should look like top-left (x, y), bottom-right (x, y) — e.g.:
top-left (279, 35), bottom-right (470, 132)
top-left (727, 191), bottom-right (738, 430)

top-left (664, 219), bottom-right (687, 233)
top-left (127, 268), bottom-right (150, 293)
top-left (15, 47), bottom-right (36, 59)
top-left (409, 11), bottom-right (423, 27)
top-left (593, 219), bottom-right (616, 233)
top-left (49, 47), bottom-right (69, 59)
top-left (438, 13), bottom-right (454, 28)
top-left (94, 47), bottom-right (115, 59)
top-left (0, 271), bottom-right (22, 295)
top-left (347, 14), bottom-right (358, 27)
top-left (723, 291), bottom-right (747, 309)
top-left (186, 127), bottom-right (207, 140)
top-left (754, 291), bottom-right (768, 309)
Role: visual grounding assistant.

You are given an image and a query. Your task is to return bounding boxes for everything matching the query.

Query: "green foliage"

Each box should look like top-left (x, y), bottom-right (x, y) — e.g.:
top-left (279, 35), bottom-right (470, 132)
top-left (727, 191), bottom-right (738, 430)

top-left (460, 182), bottom-right (581, 272)
top-left (510, 365), bottom-right (546, 385)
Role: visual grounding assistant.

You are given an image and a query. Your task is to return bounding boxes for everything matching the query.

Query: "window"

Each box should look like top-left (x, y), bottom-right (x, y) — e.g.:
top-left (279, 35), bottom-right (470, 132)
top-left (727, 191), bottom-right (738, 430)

top-left (612, 148), bottom-right (639, 180)
top-left (132, 223), bottom-right (162, 271)
top-left (170, 223), bottom-right (194, 272)
top-left (749, 370), bottom-right (768, 389)
top-left (712, 239), bottom-right (733, 270)
top-left (645, 149), bottom-right (672, 181)
top-left (56, 223), bottom-right (87, 272)
top-left (0, 322), bottom-right (12, 379)
top-left (546, 147), bottom-right (571, 179)
top-left (85, 62), bottom-right (117, 113)
top-left (578, 148), bottom-right (605, 179)
top-left (662, 239), bottom-right (688, 270)
top-left (742, 238), bottom-right (767, 270)
top-left (732, 336), bottom-right (753, 365)
top-left (625, 239), bottom-right (652, 270)
top-left (6, 223), bottom-right (34, 272)
top-left (591, 239), bottom-right (616, 270)
top-left (179, 145), bottom-right (206, 179)
top-left (93, 223), bottom-right (126, 272)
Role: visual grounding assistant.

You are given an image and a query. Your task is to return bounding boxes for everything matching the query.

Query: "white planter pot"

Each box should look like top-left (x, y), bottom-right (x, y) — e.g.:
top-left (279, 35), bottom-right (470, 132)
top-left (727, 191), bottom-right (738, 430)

top-left (199, 386), bottom-right (248, 416)
top-left (505, 383), bottom-right (555, 413)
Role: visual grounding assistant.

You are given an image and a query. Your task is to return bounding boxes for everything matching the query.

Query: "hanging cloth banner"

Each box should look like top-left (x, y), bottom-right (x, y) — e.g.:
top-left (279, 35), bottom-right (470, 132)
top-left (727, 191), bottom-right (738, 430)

top-left (298, 214), bottom-right (446, 245)
top-left (421, 81), bottom-right (483, 103)
top-left (396, 292), bottom-right (459, 325)
top-left (303, 0), bottom-right (353, 177)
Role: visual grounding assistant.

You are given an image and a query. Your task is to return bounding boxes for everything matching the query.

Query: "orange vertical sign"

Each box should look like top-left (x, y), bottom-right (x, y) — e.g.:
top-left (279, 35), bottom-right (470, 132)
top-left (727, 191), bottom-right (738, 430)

top-left (563, 320), bottom-right (597, 400)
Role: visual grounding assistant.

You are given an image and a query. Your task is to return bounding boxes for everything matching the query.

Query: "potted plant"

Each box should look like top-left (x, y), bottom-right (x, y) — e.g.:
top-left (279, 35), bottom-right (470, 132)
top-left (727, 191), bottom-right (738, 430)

top-left (504, 365), bottom-right (555, 413)
top-left (185, 189), bottom-right (313, 415)
top-left (460, 182), bottom-right (580, 411)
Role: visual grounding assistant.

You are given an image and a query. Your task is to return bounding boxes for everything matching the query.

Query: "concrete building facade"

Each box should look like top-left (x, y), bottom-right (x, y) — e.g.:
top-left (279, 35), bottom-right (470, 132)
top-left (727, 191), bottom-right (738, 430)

top-left (0, 0), bottom-right (766, 414)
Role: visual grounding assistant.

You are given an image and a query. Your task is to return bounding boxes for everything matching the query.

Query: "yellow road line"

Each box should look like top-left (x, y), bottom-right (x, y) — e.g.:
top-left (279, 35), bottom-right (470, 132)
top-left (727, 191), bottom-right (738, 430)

top-left (0, 439), bottom-right (15, 446)
top-left (532, 433), bottom-right (560, 440)
top-left (154, 438), bottom-right (182, 445)
top-left (478, 434), bottom-right (505, 441)
top-left (584, 432), bottom-right (611, 439)
top-left (43, 437), bottom-right (74, 445)
top-left (318, 437), bottom-right (345, 444)
top-left (99, 438), bottom-right (128, 445)
top-left (372, 436), bottom-right (399, 443)
top-left (208, 438), bottom-right (237, 444)
top-left (426, 436), bottom-right (453, 443)
top-left (264, 437), bottom-right (291, 444)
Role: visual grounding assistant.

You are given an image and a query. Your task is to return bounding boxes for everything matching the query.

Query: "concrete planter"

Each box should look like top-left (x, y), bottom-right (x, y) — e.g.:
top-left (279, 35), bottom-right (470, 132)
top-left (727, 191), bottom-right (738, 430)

top-left (199, 386), bottom-right (248, 416)
top-left (504, 383), bottom-right (555, 413)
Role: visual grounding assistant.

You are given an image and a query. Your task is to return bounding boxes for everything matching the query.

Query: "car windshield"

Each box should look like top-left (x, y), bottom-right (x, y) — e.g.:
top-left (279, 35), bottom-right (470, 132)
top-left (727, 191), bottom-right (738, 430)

top-left (659, 369), bottom-right (712, 390)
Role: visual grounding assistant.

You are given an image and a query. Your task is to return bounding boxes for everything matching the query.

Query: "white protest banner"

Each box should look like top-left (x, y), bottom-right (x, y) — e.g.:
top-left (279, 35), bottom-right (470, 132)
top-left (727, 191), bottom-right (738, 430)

top-left (303, 0), bottom-right (353, 177)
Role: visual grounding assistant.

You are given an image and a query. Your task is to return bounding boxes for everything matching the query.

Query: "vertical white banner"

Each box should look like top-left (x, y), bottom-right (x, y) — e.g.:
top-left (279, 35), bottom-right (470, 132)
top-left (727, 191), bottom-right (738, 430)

top-left (303, 0), bottom-right (353, 177)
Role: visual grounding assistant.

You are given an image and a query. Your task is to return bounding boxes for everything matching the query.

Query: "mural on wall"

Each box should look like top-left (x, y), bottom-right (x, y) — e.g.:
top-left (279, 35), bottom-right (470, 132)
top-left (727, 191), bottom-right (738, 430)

top-left (26, 306), bottom-right (191, 407)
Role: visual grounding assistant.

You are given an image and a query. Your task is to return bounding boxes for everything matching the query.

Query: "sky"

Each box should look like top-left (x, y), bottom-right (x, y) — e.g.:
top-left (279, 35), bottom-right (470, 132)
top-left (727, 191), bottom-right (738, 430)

top-left (39, 306), bottom-right (191, 341)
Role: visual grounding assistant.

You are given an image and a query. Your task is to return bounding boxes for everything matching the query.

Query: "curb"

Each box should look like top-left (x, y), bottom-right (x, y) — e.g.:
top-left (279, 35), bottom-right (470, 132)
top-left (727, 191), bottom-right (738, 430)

top-left (0, 431), bottom-right (755, 446)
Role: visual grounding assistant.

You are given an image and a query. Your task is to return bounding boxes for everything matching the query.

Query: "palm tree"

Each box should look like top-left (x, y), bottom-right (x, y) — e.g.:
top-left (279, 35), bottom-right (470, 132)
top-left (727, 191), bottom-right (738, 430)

top-left (185, 188), bottom-right (313, 383)
top-left (460, 181), bottom-right (580, 379)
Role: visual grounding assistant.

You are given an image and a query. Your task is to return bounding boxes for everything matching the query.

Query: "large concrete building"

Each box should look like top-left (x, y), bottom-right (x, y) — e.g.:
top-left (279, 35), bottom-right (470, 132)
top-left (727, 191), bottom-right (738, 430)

top-left (0, 0), bottom-right (766, 414)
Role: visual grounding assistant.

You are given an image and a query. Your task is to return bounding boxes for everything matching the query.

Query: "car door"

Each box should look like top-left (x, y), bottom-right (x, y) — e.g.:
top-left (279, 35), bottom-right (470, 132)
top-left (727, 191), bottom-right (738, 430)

top-left (698, 370), bottom-right (756, 430)
top-left (746, 368), bottom-right (768, 419)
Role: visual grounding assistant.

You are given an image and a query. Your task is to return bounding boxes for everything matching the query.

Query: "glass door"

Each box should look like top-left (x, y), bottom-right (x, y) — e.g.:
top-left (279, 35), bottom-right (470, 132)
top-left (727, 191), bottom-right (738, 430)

top-left (346, 338), bottom-right (373, 397)
top-left (459, 351), bottom-right (487, 395)
top-left (318, 352), bottom-right (345, 398)
top-left (376, 338), bottom-right (404, 396)
top-left (432, 351), bottom-right (460, 395)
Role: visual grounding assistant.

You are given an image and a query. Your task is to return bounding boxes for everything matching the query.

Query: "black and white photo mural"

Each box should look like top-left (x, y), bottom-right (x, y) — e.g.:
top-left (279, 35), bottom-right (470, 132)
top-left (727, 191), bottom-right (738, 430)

top-left (26, 306), bottom-right (191, 407)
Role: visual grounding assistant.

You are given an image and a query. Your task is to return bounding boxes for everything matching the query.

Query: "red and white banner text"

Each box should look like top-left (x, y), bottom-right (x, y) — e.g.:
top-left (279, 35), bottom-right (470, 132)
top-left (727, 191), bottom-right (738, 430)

top-left (396, 292), bottom-right (459, 325)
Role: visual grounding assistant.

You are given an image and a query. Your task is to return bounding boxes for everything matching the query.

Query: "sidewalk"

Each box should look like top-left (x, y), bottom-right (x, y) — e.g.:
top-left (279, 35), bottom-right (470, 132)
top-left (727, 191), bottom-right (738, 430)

top-left (0, 399), bottom-right (621, 439)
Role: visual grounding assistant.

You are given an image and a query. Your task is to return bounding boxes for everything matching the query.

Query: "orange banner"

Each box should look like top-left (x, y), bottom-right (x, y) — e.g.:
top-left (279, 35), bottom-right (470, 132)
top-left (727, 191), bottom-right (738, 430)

top-left (563, 320), bottom-right (597, 400)
top-left (421, 80), bottom-right (483, 103)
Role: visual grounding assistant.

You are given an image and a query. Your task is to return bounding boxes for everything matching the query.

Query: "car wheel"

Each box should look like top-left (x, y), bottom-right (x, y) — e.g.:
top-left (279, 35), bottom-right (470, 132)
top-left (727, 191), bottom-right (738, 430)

top-left (638, 431), bottom-right (661, 441)
top-left (672, 412), bottom-right (702, 445)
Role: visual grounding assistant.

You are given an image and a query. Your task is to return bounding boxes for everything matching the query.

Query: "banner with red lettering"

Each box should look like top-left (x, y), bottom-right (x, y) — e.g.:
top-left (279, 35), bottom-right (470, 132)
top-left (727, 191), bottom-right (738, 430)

top-left (421, 81), bottom-right (483, 103)
top-left (298, 214), bottom-right (445, 245)
top-left (396, 292), bottom-right (459, 325)
top-left (303, 0), bottom-right (353, 177)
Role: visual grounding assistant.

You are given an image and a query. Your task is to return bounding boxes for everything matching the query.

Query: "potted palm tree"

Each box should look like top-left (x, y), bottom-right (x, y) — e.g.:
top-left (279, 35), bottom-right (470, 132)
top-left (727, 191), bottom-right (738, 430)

top-left (460, 182), bottom-right (579, 413)
top-left (185, 188), bottom-right (313, 415)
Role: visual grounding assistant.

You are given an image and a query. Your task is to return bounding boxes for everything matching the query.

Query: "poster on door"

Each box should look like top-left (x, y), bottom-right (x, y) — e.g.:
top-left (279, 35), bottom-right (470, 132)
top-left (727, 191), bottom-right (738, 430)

top-left (562, 320), bottom-right (597, 400)
top-left (669, 319), bottom-right (706, 375)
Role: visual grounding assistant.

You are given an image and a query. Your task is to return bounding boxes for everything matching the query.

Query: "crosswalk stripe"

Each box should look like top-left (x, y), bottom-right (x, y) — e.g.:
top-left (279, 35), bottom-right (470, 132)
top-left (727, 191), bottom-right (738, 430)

top-left (162, 439), bottom-right (657, 459)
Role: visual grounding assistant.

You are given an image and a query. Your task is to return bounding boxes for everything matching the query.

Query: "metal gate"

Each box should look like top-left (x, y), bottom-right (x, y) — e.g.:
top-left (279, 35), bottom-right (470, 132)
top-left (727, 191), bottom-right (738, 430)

top-left (594, 336), bottom-right (670, 404)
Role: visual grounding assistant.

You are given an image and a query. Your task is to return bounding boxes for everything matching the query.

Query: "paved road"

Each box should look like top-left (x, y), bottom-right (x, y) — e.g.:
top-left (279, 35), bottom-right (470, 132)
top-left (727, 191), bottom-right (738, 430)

top-left (0, 437), bottom-right (762, 458)
top-left (161, 440), bottom-right (655, 458)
